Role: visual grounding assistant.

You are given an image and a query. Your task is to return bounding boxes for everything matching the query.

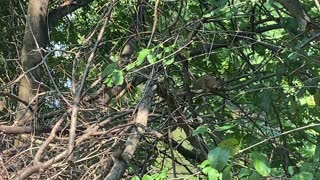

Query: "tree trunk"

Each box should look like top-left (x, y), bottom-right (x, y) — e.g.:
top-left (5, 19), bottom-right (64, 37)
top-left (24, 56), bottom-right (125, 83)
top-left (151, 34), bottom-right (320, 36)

top-left (16, 0), bottom-right (49, 131)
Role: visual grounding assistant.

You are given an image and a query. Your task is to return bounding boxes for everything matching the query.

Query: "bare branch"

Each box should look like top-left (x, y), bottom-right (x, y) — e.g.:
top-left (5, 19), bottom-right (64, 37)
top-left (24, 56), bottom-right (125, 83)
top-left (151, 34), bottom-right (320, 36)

top-left (105, 69), bottom-right (156, 180)
top-left (68, 2), bottom-right (115, 160)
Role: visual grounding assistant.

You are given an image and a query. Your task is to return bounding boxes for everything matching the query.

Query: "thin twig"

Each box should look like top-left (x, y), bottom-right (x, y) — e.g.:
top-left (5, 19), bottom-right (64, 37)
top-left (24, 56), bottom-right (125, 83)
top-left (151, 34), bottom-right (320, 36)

top-left (68, 3), bottom-right (116, 160)
top-left (147, 0), bottom-right (160, 48)
top-left (238, 123), bottom-right (320, 154)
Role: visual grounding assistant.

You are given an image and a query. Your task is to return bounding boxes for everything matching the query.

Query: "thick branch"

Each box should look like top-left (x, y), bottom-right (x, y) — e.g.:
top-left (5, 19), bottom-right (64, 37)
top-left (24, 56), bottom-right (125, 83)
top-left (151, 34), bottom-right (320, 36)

top-left (105, 71), bottom-right (156, 180)
top-left (0, 125), bottom-right (56, 134)
top-left (48, 0), bottom-right (94, 27)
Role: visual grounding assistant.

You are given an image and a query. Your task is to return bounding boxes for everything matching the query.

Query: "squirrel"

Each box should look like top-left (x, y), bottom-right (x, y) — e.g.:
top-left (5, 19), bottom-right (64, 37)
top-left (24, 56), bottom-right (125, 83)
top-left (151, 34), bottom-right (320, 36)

top-left (192, 75), bottom-right (224, 93)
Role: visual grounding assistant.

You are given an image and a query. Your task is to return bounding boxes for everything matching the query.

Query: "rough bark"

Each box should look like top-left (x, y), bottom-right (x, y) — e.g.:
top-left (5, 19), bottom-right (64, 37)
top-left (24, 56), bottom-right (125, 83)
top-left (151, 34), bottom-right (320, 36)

top-left (16, 0), bottom-right (49, 128)
top-left (105, 73), bottom-right (156, 180)
top-left (275, 0), bottom-right (310, 31)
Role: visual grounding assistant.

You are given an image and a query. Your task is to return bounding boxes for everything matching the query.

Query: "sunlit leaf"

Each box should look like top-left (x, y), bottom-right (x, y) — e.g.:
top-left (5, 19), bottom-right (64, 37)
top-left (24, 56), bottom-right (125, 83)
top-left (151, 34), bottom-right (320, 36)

top-left (158, 168), bottom-right (168, 178)
top-left (142, 175), bottom-right (153, 180)
top-left (250, 152), bottom-right (271, 177)
top-left (202, 166), bottom-right (213, 174)
top-left (163, 57), bottom-right (174, 65)
top-left (131, 176), bottom-right (140, 180)
top-left (208, 168), bottom-right (221, 180)
top-left (77, 34), bottom-right (85, 44)
top-left (126, 62), bottom-right (136, 70)
top-left (147, 52), bottom-right (157, 64)
top-left (192, 125), bottom-right (208, 136)
top-left (215, 124), bottom-right (235, 132)
top-left (156, 52), bottom-right (162, 59)
top-left (199, 160), bottom-right (210, 168)
top-left (137, 49), bottom-right (150, 65)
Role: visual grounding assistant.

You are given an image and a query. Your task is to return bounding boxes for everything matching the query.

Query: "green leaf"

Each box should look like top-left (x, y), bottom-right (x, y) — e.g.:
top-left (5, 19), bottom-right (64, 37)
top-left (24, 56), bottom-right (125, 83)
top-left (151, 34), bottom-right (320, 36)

top-left (126, 62), bottom-right (136, 70)
top-left (218, 138), bottom-right (239, 156)
top-left (104, 70), bottom-right (124, 87)
top-left (158, 168), bottom-right (167, 179)
top-left (220, 48), bottom-right (231, 59)
top-left (137, 49), bottom-right (150, 65)
top-left (288, 52), bottom-right (298, 61)
top-left (248, 171), bottom-right (262, 180)
top-left (203, 166), bottom-right (214, 174)
top-left (111, 70), bottom-right (124, 86)
top-left (156, 52), bottom-right (162, 59)
top-left (253, 159), bottom-right (271, 176)
top-left (250, 152), bottom-right (271, 177)
top-left (193, 177), bottom-right (200, 180)
top-left (142, 175), bottom-right (153, 180)
top-left (199, 160), bottom-right (210, 168)
top-left (131, 176), bottom-right (141, 180)
top-left (77, 34), bottom-right (85, 44)
top-left (288, 166), bottom-right (295, 176)
top-left (255, 45), bottom-right (266, 56)
top-left (164, 46), bottom-right (172, 53)
top-left (263, 0), bottom-right (274, 10)
top-left (222, 165), bottom-right (232, 180)
top-left (147, 52), bottom-right (157, 64)
top-left (276, 65), bottom-right (286, 75)
top-left (163, 57), bottom-right (174, 66)
top-left (208, 147), bottom-right (230, 171)
top-left (104, 77), bottom-right (113, 87)
top-left (215, 124), bottom-right (235, 132)
top-left (102, 63), bottom-right (117, 77)
top-left (206, 167), bottom-right (221, 180)
top-left (180, 49), bottom-right (190, 58)
top-left (292, 172), bottom-right (314, 180)
top-left (188, 4), bottom-right (202, 16)
top-left (211, 0), bottom-right (227, 7)
top-left (238, 168), bottom-right (251, 178)
top-left (192, 125), bottom-right (208, 136)
top-left (300, 162), bottom-right (316, 172)
top-left (110, 55), bottom-right (119, 62)
top-left (283, 17), bottom-right (300, 34)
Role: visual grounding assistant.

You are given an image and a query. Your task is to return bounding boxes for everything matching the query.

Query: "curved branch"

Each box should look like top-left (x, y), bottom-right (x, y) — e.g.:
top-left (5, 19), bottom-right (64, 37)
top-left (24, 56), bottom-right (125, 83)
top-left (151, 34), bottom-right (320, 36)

top-left (0, 92), bottom-right (33, 112)
top-left (48, 0), bottom-right (94, 28)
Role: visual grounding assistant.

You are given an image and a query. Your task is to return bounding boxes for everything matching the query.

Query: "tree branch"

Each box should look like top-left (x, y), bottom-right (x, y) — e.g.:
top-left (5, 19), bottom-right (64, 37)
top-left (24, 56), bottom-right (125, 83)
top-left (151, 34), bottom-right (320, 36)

top-left (105, 69), bottom-right (156, 180)
top-left (48, 0), bottom-right (94, 27)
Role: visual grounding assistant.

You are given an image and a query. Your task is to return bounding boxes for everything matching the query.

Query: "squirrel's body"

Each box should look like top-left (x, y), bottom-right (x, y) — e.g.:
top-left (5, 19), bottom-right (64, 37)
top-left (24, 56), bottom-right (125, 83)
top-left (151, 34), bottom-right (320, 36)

top-left (192, 75), bottom-right (223, 92)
